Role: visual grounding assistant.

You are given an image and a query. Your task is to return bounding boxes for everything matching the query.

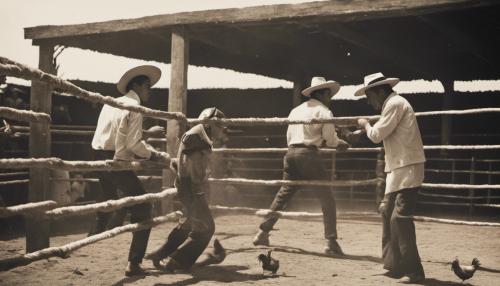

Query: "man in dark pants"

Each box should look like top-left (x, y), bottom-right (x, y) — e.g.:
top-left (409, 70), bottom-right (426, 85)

top-left (253, 77), bottom-right (349, 255)
top-left (91, 65), bottom-right (169, 276)
top-left (356, 72), bottom-right (426, 284)
top-left (146, 107), bottom-right (227, 272)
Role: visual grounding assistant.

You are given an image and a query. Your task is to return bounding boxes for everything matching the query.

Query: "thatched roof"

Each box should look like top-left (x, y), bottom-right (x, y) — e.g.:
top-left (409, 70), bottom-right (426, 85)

top-left (25, 0), bottom-right (500, 84)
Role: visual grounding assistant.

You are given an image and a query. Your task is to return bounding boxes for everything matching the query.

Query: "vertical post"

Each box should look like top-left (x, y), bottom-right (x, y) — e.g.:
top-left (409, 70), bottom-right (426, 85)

top-left (451, 160), bottom-right (456, 184)
top-left (487, 162), bottom-right (492, 204)
top-left (27, 44), bottom-right (54, 252)
top-left (440, 80), bottom-right (453, 157)
top-left (468, 157), bottom-right (475, 219)
top-left (163, 26), bottom-right (189, 192)
top-left (292, 79), bottom-right (303, 108)
top-left (375, 150), bottom-right (386, 206)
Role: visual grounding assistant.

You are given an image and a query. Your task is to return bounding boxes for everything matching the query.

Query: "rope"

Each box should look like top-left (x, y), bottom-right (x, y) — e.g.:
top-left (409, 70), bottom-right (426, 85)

top-left (213, 144), bottom-right (500, 154)
top-left (0, 172), bottom-right (29, 178)
top-left (413, 216), bottom-right (500, 226)
top-left (0, 57), bottom-right (185, 122)
top-left (0, 179), bottom-right (29, 186)
top-left (45, 188), bottom-right (177, 219)
top-left (422, 183), bottom-right (500, 190)
top-left (207, 177), bottom-right (382, 187)
top-left (419, 201), bottom-right (500, 208)
top-left (188, 107), bottom-right (500, 127)
top-left (0, 211), bottom-right (183, 271)
top-left (0, 157), bottom-right (169, 171)
top-left (0, 201), bottom-right (57, 218)
top-left (253, 209), bottom-right (500, 226)
top-left (212, 147), bottom-right (381, 154)
top-left (418, 192), bottom-right (500, 200)
top-left (0, 107), bottom-right (51, 123)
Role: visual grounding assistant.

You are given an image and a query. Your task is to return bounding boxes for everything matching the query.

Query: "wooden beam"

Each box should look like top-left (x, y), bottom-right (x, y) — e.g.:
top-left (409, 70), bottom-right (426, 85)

top-left (26, 44), bottom-right (54, 252)
top-left (25, 0), bottom-right (499, 40)
top-left (164, 26), bottom-right (189, 189)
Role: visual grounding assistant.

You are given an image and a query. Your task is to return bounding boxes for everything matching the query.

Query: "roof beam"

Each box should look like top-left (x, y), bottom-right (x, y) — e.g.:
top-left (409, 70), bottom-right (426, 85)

top-left (25, 0), bottom-right (499, 40)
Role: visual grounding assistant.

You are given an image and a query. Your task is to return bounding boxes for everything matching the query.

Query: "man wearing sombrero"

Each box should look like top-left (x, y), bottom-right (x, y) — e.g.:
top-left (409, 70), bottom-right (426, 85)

top-left (253, 77), bottom-right (349, 256)
top-left (91, 65), bottom-right (169, 276)
top-left (356, 73), bottom-right (426, 283)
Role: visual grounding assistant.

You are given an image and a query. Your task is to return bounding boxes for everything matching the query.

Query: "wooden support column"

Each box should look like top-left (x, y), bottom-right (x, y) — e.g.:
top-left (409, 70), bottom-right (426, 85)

top-left (292, 79), bottom-right (303, 107)
top-left (27, 44), bottom-right (54, 252)
top-left (440, 79), bottom-right (453, 157)
top-left (163, 26), bottom-right (189, 192)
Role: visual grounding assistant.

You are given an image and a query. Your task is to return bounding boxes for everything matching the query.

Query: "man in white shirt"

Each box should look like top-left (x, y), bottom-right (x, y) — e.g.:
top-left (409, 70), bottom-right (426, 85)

top-left (356, 72), bottom-right (425, 284)
top-left (253, 77), bottom-right (349, 256)
top-left (91, 65), bottom-right (169, 276)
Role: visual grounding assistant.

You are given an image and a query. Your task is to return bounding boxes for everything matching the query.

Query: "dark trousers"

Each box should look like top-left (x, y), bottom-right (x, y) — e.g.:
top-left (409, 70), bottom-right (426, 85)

top-left (152, 178), bottom-right (215, 269)
top-left (92, 150), bottom-right (152, 263)
top-left (260, 146), bottom-right (338, 239)
top-left (382, 188), bottom-right (425, 277)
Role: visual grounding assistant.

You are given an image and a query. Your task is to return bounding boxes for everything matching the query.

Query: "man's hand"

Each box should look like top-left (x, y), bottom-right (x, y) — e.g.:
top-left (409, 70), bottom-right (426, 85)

top-left (336, 139), bottom-right (350, 152)
top-left (150, 151), bottom-right (169, 162)
top-left (357, 118), bottom-right (370, 129)
top-left (378, 199), bottom-right (388, 214)
top-left (144, 125), bottom-right (165, 139)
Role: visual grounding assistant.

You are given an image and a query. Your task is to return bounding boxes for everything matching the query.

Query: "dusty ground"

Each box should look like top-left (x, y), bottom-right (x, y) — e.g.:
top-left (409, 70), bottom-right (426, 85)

top-left (1, 213), bottom-right (499, 286)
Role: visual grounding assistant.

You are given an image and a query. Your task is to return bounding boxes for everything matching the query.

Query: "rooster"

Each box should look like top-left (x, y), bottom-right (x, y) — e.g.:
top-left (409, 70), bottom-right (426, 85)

top-left (451, 257), bottom-right (480, 282)
top-left (258, 250), bottom-right (279, 275)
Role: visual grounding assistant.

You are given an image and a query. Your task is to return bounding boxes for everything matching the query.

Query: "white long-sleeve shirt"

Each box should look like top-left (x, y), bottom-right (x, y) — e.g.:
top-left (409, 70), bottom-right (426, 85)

top-left (365, 93), bottom-right (425, 172)
top-left (287, 99), bottom-right (339, 147)
top-left (364, 93), bottom-right (426, 194)
top-left (91, 90), bottom-right (154, 161)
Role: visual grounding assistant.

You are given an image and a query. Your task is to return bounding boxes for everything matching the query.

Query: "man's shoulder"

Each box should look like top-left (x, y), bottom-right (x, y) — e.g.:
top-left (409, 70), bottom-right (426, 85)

top-left (181, 124), bottom-right (211, 150)
top-left (385, 94), bottom-right (408, 108)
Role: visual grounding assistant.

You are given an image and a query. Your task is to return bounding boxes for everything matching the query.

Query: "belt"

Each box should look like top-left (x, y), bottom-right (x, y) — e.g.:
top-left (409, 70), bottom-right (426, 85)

top-left (289, 144), bottom-right (318, 149)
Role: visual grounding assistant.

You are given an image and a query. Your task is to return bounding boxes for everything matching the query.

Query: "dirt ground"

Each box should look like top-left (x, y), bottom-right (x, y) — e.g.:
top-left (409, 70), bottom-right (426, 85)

top-left (1, 212), bottom-right (499, 286)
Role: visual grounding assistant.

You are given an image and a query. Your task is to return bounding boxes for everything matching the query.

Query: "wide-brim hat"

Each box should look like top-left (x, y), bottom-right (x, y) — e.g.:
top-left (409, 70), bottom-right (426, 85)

top-left (354, 72), bottom-right (399, 97)
top-left (117, 65), bottom-right (161, 94)
top-left (301, 77), bottom-right (341, 97)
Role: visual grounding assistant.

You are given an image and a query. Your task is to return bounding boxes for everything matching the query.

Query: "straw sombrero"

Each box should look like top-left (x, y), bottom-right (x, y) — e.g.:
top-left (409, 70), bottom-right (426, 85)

top-left (301, 77), bottom-right (341, 97)
top-left (117, 65), bottom-right (161, 94)
top-left (354, 72), bottom-right (399, 97)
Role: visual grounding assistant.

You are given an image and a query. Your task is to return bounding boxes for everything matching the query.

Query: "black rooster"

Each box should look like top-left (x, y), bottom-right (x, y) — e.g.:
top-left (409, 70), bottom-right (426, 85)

top-left (258, 250), bottom-right (279, 275)
top-left (451, 257), bottom-right (480, 282)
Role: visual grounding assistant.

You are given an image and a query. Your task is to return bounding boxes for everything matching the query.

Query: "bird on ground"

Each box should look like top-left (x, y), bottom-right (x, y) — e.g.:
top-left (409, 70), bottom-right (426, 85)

top-left (258, 250), bottom-right (280, 275)
top-left (451, 257), bottom-right (480, 282)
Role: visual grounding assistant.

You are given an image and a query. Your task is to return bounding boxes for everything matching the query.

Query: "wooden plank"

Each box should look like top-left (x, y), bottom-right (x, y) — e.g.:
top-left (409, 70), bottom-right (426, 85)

top-left (163, 27), bottom-right (189, 191)
top-left (24, 0), bottom-right (498, 40)
top-left (26, 44), bottom-right (54, 252)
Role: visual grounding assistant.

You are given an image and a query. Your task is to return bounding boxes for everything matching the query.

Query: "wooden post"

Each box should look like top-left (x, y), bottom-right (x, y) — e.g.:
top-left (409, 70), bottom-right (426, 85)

top-left (162, 26), bottom-right (189, 193)
top-left (487, 162), bottom-right (492, 204)
top-left (468, 156), bottom-right (475, 219)
top-left (440, 80), bottom-right (453, 157)
top-left (292, 79), bottom-right (303, 107)
top-left (26, 44), bottom-right (54, 252)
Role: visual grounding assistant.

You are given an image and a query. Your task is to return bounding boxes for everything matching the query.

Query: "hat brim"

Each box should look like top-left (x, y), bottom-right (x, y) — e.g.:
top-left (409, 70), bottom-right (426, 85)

top-left (301, 81), bottom-right (341, 97)
top-left (117, 65), bottom-right (161, 94)
top-left (354, 78), bottom-right (399, 97)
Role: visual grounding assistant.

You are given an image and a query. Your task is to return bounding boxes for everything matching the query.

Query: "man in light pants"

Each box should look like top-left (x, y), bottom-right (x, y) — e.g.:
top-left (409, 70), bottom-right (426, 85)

top-left (356, 72), bottom-right (426, 284)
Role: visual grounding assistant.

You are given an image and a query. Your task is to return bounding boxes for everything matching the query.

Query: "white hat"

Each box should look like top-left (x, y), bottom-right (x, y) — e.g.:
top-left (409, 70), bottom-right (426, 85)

top-left (117, 65), bottom-right (161, 94)
top-left (354, 72), bottom-right (399, 97)
top-left (301, 77), bottom-right (341, 97)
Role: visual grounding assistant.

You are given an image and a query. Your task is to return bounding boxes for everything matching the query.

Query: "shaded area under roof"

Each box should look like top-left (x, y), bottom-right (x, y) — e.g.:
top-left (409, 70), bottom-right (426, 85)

top-left (24, 0), bottom-right (500, 84)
